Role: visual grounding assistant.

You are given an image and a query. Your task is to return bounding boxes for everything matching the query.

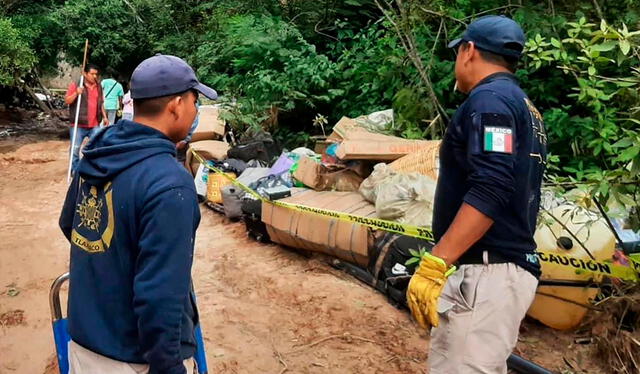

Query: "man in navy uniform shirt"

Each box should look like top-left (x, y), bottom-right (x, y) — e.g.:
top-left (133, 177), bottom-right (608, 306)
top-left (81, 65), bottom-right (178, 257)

top-left (406, 16), bottom-right (547, 373)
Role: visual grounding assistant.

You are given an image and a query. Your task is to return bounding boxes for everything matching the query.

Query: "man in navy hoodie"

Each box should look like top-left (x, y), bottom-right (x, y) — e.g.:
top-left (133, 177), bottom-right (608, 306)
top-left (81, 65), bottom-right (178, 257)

top-left (59, 55), bottom-right (217, 374)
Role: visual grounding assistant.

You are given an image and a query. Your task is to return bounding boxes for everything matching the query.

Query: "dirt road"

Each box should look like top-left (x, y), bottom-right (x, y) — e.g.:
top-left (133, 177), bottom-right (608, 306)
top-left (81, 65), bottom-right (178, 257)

top-left (0, 139), bottom-right (605, 373)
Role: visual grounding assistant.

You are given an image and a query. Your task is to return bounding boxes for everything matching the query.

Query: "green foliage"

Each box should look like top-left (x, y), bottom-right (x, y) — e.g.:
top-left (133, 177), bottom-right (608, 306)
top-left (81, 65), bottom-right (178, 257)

top-left (54, 0), bottom-right (158, 75)
top-left (195, 15), bottom-right (339, 130)
top-left (0, 17), bottom-right (35, 85)
top-left (331, 22), bottom-right (402, 119)
top-left (524, 16), bottom-right (640, 216)
top-left (272, 127), bottom-right (313, 151)
top-left (5, 1), bottom-right (66, 75)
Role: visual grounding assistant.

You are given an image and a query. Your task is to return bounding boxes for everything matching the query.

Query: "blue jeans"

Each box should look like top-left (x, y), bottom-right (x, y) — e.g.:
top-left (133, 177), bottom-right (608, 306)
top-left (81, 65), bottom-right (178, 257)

top-left (106, 110), bottom-right (117, 125)
top-left (69, 126), bottom-right (101, 173)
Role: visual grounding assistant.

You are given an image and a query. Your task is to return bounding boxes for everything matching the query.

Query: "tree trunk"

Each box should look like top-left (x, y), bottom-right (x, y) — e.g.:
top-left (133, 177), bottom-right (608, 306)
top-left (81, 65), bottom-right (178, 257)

top-left (22, 84), bottom-right (52, 114)
top-left (35, 75), bottom-right (55, 112)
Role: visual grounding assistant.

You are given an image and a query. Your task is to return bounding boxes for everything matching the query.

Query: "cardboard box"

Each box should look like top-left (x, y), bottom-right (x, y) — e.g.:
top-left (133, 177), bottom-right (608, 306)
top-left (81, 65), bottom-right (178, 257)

top-left (336, 139), bottom-right (434, 161)
top-left (186, 140), bottom-right (230, 175)
top-left (262, 190), bottom-right (376, 266)
top-left (314, 139), bottom-right (331, 155)
top-left (293, 157), bottom-right (363, 192)
top-left (328, 116), bottom-right (434, 161)
top-left (292, 157), bottom-right (321, 188)
top-left (191, 105), bottom-right (226, 142)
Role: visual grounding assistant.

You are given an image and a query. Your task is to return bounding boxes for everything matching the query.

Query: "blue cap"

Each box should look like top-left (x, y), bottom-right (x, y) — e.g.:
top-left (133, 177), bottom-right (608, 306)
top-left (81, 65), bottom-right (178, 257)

top-left (130, 54), bottom-right (218, 100)
top-left (448, 15), bottom-right (525, 59)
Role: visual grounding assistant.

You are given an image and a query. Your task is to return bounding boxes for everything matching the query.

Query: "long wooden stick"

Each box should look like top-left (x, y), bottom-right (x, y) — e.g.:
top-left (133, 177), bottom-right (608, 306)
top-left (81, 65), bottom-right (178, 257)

top-left (67, 39), bottom-right (89, 183)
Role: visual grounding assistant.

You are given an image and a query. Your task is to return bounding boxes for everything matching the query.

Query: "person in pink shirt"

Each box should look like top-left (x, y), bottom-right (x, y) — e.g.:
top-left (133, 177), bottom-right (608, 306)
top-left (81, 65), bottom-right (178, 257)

top-left (122, 88), bottom-right (134, 120)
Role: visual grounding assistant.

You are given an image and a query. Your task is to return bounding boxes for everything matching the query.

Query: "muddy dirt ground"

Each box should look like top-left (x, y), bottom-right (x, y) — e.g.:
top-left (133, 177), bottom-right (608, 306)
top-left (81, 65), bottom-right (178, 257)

top-left (0, 133), bottom-right (609, 373)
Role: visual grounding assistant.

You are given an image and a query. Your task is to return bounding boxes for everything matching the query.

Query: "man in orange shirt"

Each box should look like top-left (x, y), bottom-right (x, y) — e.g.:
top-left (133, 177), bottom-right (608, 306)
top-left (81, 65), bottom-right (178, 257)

top-left (65, 63), bottom-right (110, 174)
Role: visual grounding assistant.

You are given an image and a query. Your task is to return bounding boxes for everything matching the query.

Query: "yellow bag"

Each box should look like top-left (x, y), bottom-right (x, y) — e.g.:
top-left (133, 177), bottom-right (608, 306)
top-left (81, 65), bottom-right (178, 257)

top-left (206, 173), bottom-right (236, 204)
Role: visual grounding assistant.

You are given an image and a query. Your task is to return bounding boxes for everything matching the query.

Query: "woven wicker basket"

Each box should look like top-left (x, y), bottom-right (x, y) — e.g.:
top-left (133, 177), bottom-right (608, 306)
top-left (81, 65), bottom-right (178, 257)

top-left (389, 140), bottom-right (441, 180)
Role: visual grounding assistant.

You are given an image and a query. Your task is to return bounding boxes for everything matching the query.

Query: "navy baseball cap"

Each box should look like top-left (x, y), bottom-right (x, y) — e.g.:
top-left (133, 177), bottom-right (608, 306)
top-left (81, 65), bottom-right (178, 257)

top-left (130, 54), bottom-right (218, 100)
top-left (448, 15), bottom-right (525, 59)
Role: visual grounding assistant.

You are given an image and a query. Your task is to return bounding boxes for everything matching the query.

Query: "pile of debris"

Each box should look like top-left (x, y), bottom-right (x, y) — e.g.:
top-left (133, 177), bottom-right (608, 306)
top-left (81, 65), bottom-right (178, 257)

top-left (0, 104), bottom-right (68, 138)
top-left (187, 108), bottom-right (441, 298)
top-left (187, 107), bottom-right (640, 345)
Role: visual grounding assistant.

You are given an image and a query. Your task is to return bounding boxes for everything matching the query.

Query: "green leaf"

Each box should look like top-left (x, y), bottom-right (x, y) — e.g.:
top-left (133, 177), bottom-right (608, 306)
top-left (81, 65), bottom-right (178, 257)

top-left (591, 41), bottom-right (617, 52)
top-left (617, 146), bottom-right (640, 161)
top-left (405, 257), bottom-right (420, 266)
top-left (593, 57), bottom-right (613, 64)
top-left (631, 155), bottom-right (640, 176)
top-left (588, 66), bottom-right (596, 76)
top-left (612, 138), bottom-right (633, 148)
top-left (620, 39), bottom-right (631, 55)
top-left (550, 38), bottom-right (562, 48)
top-left (615, 81), bottom-right (637, 87)
top-left (600, 19), bottom-right (607, 32)
top-left (409, 249), bottom-right (420, 257)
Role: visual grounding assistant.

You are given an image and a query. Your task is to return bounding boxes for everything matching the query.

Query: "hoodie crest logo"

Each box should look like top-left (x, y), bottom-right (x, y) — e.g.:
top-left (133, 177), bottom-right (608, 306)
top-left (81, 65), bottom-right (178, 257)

top-left (77, 186), bottom-right (103, 231)
top-left (72, 181), bottom-right (115, 253)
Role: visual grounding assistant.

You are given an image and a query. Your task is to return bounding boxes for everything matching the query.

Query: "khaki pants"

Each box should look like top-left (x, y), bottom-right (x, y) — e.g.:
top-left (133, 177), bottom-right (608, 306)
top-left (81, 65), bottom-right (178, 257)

top-left (68, 340), bottom-right (196, 374)
top-left (428, 255), bottom-right (538, 374)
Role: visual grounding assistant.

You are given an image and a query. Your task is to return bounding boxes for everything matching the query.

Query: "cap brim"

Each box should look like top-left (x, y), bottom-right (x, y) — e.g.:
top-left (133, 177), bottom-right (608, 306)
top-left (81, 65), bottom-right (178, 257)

top-left (448, 38), bottom-right (463, 49)
top-left (193, 82), bottom-right (218, 100)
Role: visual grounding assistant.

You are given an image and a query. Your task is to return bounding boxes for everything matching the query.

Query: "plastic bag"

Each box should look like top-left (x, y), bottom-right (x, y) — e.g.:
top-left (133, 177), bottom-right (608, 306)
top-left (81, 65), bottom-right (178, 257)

top-left (354, 109), bottom-right (394, 134)
top-left (291, 147), bottom-right (317, 159)
top-left (218, 159), bottom-right (247, 175)
top-left (359, 163), bottom-right (397, 203)
top-left (375, 173), bottom-right (436, 227)
top-left (268, 152), bottom-right (295, 176)
top-left (359, 163), bottom-right (436, 227)
top-left (237, 167), bottom-right (270, 186)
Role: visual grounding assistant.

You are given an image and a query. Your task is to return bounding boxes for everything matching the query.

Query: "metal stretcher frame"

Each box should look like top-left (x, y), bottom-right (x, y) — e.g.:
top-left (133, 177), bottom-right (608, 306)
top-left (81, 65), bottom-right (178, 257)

top-left (49, 273), bottom-right (209, 374)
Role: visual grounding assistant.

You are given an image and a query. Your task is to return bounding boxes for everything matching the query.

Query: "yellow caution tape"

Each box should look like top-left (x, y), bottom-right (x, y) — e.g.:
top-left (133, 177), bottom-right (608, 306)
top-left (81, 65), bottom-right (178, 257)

top-left (189, 148), bottom-right (639, 282)
top-left (536, 251), bottom-right (638, 282)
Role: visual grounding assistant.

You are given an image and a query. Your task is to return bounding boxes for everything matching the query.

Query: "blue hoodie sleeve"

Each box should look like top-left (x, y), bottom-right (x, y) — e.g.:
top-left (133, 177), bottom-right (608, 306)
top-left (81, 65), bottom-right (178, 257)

top-left (133, 186), bottom-right (197, 374)
top-left (59, 174), bottom-right (81, 241)
top-left (460, 90), bottom-right (518, 220)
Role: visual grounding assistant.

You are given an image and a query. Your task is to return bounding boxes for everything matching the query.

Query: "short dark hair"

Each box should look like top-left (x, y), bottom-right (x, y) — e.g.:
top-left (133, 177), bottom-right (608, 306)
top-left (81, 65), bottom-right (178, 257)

top-left (103, 67), bottom-right (118, 78)
top-left (461, 41), bottom-right (519, 73)
top-left (84, 63), bottom-right (100, 73)
top-left (133, 89), bottom-right (196, 117)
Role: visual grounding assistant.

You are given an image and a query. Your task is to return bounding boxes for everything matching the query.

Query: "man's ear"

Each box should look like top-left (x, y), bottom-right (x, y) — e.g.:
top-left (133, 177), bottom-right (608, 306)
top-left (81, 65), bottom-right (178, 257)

top-left (463, 41), bottom-right (476, 64)
top-left (166, 96), bottom-right (181, 117)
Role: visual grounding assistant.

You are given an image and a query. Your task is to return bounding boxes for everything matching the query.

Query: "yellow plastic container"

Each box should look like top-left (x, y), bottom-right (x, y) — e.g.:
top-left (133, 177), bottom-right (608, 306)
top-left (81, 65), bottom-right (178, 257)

top-left (206, 173), bottom-right (235, 204)
top-left (527, 204), bottom-right (615, 330)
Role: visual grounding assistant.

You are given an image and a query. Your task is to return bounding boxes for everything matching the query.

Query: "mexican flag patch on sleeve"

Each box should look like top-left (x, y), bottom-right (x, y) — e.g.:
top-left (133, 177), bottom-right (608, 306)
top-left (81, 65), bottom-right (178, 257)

top-left (484, 126), bottom-right (513, 154)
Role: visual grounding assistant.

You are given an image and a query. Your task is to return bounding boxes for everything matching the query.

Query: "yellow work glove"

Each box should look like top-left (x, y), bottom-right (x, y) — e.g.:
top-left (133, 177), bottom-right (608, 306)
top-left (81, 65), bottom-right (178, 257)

top-left (406, 253), bottom-right (456, 329)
